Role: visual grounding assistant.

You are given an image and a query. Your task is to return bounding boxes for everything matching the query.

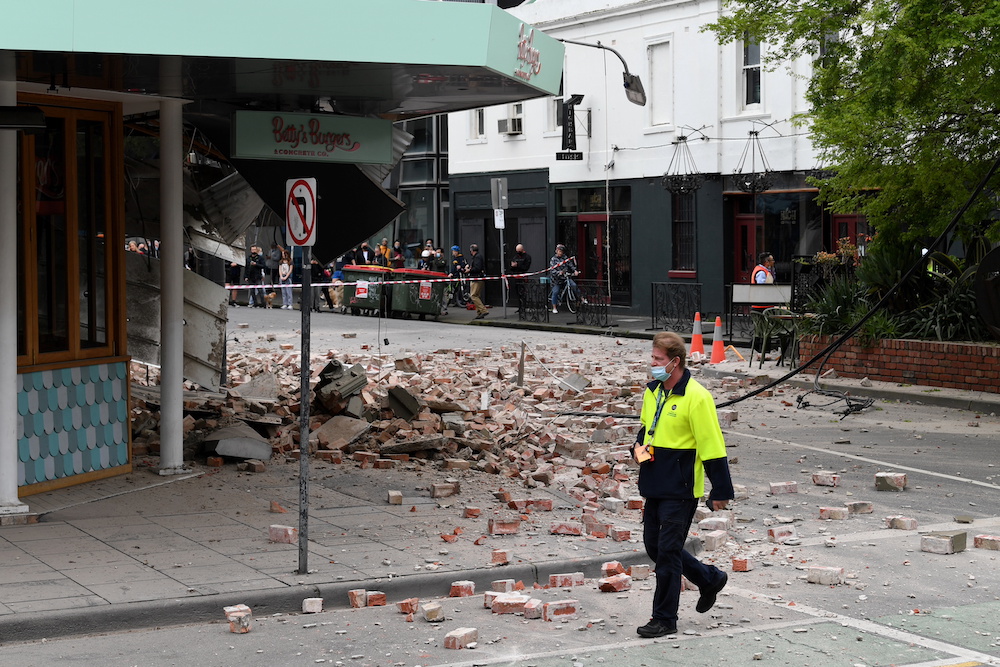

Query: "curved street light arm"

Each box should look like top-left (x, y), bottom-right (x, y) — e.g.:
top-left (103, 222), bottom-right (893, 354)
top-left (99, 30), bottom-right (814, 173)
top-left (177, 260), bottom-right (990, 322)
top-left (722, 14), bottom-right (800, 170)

top-left (558, 38), bottom-right (632, 74)
top-left (557, 38), bottom-right (646, 106)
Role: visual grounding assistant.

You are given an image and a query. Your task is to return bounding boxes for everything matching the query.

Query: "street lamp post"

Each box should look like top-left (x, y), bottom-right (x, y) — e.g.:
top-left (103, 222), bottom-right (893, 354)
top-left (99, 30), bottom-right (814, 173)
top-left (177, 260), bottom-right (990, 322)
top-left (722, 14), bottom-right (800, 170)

top-left (557, 38), bottom-right (646, 317)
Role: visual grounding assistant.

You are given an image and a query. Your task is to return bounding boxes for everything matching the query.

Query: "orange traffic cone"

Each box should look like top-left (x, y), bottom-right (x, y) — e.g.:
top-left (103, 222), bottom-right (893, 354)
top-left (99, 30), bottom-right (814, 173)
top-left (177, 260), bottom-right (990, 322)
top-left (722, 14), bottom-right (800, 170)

top-left (709, 316), bottom-right (726, 364)
top-left (689, 312), bottom-right (705, 358)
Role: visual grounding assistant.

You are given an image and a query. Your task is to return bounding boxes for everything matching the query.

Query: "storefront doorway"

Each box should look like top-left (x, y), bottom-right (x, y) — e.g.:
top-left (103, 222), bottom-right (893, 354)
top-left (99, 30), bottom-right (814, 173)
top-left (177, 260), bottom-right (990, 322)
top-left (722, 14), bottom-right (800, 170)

top-left (733, 213), bottom-right (763, 284)
top-left (575, 214), bottom-right (606, 281)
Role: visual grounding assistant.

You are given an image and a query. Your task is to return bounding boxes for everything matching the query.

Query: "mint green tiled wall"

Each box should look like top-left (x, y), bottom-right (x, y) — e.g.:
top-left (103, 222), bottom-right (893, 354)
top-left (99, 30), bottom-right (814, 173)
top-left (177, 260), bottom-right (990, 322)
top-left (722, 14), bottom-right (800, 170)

top-left (17, 362), bottom-right (130, 487)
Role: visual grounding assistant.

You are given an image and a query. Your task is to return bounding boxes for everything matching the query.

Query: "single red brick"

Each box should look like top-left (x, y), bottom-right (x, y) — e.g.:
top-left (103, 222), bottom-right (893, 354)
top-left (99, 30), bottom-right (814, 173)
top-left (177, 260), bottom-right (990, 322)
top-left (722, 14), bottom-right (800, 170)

top-left (491, 593), bottom-right (531, 614)
top-left (367, 591), bottom-right (387, 606)
top-left (548, 572), bottom-right (584, 587)
top-left (488, 519), bottom-right (521, 535)
top-left (396, 597), bottom-right (419, 614)
top-left (598, 573), bottom-right (632, 592)
top-left (542, 599), bottom-right (578, 621)
top-left (601, 561), bottom-right (626, 576)
top-left (463, 506), bottom-right (482, 519)
top-left (550, 521), bottom-right (583, 536)
top-left (449, 580), bottom-right (475, 597)
top-left (353, 451), bottom-right (378, 464)
top-left (530, 498), bottom-right (554, 511)
top-left (443, 627), bottom-right (478, 649)
top-left (268, 524), bottom-right (297, 544)
top-left (206, 456), bottom-right (224, 467)
top-left (523, 598), bottom-right (543, 619)
top-left (347, 589), bottom-right (367, 608)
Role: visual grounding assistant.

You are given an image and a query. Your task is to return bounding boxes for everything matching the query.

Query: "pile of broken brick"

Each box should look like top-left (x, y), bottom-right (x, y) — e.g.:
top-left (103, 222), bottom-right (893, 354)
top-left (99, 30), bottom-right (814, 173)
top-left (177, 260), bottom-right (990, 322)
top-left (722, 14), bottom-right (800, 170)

top-left (128, 343), bottom-right (681, 511)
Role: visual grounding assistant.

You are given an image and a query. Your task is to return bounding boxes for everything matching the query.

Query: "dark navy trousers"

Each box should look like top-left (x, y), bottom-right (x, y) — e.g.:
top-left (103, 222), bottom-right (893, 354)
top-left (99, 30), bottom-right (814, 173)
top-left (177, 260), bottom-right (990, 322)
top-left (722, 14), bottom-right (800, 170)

top-left (642, 497), bottom-right (726, 623)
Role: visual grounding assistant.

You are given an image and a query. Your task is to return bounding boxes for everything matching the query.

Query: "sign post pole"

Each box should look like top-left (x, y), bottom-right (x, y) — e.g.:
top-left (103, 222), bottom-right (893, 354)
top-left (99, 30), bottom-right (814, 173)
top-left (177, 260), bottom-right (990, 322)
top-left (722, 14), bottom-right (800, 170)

top-left (285, 177), bottom-right (317, 576)
top-left (491, 178), bottom-right (509, 320)
top-left (298, 246), bottom-right (311, 576)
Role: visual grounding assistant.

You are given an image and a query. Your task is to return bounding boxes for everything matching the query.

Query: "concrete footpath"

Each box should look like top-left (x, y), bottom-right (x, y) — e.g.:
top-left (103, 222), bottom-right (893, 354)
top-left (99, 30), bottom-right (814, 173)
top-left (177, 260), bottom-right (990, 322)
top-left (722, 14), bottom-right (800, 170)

top-left (1, 305), bottom-right (998, 646)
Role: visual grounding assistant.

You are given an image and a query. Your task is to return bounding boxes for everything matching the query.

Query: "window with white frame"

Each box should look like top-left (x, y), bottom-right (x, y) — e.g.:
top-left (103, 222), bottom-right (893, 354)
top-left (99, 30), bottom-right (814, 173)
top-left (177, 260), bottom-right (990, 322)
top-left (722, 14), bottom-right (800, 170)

top-left (742, 34), bottom-right (761, 107)
top-left (548, 97), bottom-right (563, 133)
top-left (469, 108), bottom-right (485, 140)
top-left (648, 40), bottom-right (672, 127)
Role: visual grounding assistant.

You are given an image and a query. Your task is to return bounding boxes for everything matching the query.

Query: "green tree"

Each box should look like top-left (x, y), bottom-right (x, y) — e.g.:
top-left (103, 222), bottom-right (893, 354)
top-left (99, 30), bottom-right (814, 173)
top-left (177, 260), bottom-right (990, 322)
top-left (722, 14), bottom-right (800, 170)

top-left (708, 0), bottom-right (1000, 249)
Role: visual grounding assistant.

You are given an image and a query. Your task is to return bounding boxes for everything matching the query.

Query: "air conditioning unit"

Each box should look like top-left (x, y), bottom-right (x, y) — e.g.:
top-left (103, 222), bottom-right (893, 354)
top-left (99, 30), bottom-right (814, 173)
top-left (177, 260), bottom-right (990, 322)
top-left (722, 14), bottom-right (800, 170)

top-left (497, 117), bottom-right (523, 135)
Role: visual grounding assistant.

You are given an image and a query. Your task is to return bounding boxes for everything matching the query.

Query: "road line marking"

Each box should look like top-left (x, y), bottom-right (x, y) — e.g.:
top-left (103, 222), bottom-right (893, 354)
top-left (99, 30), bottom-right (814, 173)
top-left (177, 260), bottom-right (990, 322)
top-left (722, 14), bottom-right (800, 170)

top-left (725, 586), bottom-right (1000, 666)
top-left (725, 430), bottom-right (1000, 491)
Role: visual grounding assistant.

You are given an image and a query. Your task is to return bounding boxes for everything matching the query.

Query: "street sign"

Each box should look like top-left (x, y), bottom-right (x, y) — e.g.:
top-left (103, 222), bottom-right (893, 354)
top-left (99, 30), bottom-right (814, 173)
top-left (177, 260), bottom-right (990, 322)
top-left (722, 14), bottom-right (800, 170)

top-left (494, 208), bottom-right (506, 229)
top-left (490, 177), bottom-right (509, 209)
top-left (556, 151), bottom-right (583, 161)
top-left (285, 178), bottom-right (317, 246)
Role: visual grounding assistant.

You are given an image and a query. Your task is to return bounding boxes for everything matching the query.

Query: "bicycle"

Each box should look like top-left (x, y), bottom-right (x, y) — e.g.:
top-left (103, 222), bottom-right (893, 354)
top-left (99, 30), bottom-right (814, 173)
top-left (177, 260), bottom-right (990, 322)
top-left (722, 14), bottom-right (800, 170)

top-left (552, 276), bottom-right (578, 314)
top-left (447, 275), bottom-right (470, 308)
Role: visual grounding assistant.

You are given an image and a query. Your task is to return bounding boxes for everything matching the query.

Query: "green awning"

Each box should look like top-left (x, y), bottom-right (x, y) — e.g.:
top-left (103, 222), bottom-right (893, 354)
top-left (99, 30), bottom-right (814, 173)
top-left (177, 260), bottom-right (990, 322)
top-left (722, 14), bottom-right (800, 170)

top-left (4, 0), bottom-right (563, 117)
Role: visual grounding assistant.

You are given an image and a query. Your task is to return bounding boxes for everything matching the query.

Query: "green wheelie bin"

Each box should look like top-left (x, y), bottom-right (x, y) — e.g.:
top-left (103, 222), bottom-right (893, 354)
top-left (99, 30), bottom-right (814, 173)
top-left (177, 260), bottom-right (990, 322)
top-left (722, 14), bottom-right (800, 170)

top-left (342, 265), bottom-right (393, 316)
top-left (390, 268), bottom-right (448, 320)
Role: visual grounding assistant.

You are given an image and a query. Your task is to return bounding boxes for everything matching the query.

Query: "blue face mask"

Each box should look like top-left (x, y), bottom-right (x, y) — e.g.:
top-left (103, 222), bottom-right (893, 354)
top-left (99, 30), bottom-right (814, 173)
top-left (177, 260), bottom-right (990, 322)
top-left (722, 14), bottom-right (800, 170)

top-left (649, 364), bottom-right (676, 382)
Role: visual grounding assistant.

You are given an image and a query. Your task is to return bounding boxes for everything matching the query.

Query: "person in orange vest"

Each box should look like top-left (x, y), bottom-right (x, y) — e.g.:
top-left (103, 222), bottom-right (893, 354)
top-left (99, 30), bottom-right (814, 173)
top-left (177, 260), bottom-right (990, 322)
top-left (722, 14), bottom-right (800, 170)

top-left (751, 252), bottom-right (775, 284)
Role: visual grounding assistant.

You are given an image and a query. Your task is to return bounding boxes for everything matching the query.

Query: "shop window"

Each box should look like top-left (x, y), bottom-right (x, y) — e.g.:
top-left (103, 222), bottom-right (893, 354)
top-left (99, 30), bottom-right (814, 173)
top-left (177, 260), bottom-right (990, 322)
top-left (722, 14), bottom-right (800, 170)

top-left (18, 100), bottom-right (121, 365)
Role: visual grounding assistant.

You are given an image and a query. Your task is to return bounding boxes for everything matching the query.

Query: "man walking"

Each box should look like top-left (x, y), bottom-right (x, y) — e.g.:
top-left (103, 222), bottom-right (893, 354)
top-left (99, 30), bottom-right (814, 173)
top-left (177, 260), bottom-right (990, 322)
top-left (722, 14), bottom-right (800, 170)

top-left (632, 331), bottom-right (734, 638)
top-left (466, 243), bottom-right (489, 319)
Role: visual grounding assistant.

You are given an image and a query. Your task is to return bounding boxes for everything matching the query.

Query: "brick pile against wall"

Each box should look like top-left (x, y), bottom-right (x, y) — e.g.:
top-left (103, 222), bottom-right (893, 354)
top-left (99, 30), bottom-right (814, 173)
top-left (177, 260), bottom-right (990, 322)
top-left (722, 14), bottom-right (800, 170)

top-left (798, 336), bottom-right (1000, 394)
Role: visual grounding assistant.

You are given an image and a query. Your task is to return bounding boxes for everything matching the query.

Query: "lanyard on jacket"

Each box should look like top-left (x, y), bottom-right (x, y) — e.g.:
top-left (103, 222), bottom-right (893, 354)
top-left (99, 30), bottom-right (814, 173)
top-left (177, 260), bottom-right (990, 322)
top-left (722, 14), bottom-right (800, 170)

top-left (645, 384), bottom-right (672, 447)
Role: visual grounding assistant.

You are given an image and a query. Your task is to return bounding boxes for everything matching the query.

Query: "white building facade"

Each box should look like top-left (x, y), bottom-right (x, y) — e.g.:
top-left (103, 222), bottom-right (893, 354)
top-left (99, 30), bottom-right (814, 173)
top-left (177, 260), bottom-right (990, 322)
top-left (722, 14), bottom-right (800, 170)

top-left (448, 0), bottom-right (867, 319)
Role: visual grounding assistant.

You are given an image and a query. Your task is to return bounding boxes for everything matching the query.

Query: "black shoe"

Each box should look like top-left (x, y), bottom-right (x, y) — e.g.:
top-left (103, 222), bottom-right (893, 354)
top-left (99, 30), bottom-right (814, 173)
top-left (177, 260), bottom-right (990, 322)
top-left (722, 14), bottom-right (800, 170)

top-left (696, 572), bottom-right (728, 613)
top-left (474, 311), bottom-right (488, 319)
top-left (636, 619), bottom-right (677, 638)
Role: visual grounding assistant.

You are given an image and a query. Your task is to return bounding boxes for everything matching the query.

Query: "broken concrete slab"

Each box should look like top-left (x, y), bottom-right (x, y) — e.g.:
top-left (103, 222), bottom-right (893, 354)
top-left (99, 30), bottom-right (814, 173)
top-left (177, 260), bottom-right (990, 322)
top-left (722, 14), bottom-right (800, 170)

top-left (560, 372), bottom-right (591, 393)
top-left (387, 385), bottom-right (421, 421)
top-left (205, 421), bottom-right (272, 460)
top-left (230, 371), bottom-right (280, 404)
top-left (313, 415), bottom-right (370, 450)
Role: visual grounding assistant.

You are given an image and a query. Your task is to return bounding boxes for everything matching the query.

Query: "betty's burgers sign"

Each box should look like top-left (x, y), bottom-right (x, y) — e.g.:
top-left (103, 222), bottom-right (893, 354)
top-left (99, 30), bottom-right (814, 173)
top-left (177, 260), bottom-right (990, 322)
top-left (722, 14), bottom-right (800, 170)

top-left (232, 111), bottom-right (393, 164)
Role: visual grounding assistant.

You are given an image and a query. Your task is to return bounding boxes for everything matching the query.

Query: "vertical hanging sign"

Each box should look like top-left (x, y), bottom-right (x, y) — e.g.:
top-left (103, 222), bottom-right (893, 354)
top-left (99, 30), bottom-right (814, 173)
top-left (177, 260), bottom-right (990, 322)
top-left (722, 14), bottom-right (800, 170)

top-left (286, 178), bottom-right (317, 247)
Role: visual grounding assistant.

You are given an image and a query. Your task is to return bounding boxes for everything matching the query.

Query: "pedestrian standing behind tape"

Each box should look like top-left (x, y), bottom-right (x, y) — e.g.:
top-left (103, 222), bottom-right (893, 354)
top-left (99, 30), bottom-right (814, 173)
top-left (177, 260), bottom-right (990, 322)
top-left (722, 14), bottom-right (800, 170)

top-left (632, 331), bottom-right (734, 639)
top-left (466, 243), bottom-right (488, 319)
top-left (278, 252), bottom-right (294, 309)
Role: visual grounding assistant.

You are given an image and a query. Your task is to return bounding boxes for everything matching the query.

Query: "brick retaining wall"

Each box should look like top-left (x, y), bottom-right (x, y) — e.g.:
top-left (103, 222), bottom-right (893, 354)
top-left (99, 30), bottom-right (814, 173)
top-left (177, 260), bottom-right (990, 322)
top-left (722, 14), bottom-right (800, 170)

top-left (798, 336), bottom-right (1000, 394)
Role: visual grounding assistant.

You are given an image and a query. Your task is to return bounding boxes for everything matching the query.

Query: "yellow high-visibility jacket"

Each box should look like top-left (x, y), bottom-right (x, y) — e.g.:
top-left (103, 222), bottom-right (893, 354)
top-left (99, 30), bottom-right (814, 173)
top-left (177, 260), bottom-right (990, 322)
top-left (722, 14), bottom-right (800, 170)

top-left (636, 370), bottom-right (734, 501)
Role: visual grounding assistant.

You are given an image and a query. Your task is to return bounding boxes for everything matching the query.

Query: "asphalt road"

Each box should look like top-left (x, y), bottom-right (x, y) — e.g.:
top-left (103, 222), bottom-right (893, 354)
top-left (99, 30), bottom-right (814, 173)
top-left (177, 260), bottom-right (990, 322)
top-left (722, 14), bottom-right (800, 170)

top-left (3, 310), bottom-right (997, 666)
